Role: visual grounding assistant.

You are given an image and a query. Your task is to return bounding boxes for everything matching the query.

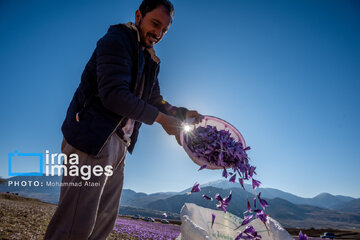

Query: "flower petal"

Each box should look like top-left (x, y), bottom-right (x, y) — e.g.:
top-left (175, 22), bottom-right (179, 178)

top-left (229, 173), bottom-right (237, 183)
top-left (198, 164), bottom-right (207, 171)
top-left (191, 182), bottom-right (201, 193)
top-left (240, 214), bottom-right (253, 226)
top-left (256, 210), bottom-right (267, 223)
top-left (202, 194), bottom-right (213, 201)
top-left (239, 178), bottom-right (245, 190)
top-left (222, 168), bottom-right (228, 178)
top-left (257, 192), bottom-right (269, 209)
top-left (252, 178), bottom-right (261, 190)
top-left (211, 213), bottom-right (216, 228)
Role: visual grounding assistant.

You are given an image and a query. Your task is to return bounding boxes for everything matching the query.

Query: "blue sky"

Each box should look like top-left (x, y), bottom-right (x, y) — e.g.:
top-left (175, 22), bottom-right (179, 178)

top-left (1, 0), bottom-right (359, 198)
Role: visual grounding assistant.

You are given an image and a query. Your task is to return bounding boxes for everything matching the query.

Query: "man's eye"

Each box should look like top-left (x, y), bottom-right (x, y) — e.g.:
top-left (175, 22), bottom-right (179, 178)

top-left (153, 22), bottom-right (159, 27)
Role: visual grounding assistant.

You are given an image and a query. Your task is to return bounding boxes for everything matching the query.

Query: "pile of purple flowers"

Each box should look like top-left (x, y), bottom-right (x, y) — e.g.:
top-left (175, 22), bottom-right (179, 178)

top-left (113, 217), bottom-right (180, 240)
top-left (186, 125), bottom-right (269, 239)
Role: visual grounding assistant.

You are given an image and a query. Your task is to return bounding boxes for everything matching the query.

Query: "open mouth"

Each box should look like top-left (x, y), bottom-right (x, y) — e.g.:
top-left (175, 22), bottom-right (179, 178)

top-left (148, 34), bottom-right (158, 45)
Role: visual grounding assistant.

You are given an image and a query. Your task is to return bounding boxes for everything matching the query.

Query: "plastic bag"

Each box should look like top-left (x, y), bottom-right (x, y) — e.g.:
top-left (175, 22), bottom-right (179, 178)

top-left (176, 203), bottom-right (294, 240)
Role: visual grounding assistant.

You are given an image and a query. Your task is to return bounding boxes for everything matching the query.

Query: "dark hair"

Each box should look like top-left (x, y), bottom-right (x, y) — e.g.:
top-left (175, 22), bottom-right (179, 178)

top-left (139, 0), bottom-right (174, 20)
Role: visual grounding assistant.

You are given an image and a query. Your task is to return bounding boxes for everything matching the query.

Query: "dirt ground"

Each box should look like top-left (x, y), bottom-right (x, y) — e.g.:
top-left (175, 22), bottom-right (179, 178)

top-left (0, 193), bottom-right (137, 240)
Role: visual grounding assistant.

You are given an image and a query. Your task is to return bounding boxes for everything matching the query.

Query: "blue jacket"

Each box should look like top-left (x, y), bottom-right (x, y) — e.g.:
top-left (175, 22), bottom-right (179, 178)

top-left (61, 23), bottom-right (188, 156)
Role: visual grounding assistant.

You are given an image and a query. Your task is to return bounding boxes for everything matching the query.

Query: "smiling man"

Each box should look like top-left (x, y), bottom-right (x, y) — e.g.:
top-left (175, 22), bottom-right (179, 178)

top-left (43, 0), bottom-right (201, 239)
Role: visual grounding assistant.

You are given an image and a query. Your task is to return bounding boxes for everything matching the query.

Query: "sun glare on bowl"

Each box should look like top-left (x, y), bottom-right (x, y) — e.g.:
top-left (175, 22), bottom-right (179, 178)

top-left (183, 125), bottom-right (191, 132)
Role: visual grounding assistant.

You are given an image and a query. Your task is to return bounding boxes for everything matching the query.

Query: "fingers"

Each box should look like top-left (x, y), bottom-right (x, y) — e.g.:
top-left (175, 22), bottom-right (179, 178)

top-left (186, 110), bottom-right (203, 124)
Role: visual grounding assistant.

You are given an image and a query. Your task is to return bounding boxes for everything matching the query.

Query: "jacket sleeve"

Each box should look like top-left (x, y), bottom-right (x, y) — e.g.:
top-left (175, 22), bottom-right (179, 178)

top-left (96, 30), bottom-right (159, 125)
top-left (149, 67), bottom-right (189, 121)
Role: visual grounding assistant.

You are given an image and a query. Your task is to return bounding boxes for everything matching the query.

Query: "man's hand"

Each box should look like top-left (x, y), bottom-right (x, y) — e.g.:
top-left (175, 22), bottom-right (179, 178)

top-left (155, 112), bottom-right (182, 145)
top-left (155, 111), bottom-right (203, 146)
top-left (185, 110), bottom-right (203, 124)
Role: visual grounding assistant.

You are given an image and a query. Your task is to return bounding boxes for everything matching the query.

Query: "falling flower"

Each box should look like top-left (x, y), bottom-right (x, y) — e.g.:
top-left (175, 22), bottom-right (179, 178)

top-left (235, 214), bottom-right (253, 229)
top-left (255, 210), bottom-right (267, 223)
top-left (248, 166), bottom-right (256, 178)
top-left (229, 173), bottom-right (237, 183)
top-left (198, 164), bottom-right (207, 171)
top-left (187, 182), bottom-right (201, 195)
top-left (252, 178), bottom-right (261, 190)
top-left (222, 168), bottom-right (228, 178)
top-left (246, 197), bottom-right (252, 213)
top-left (202, 194), bottom-right (213, 201)
top-left (257, 192), bottom-right (269, 210)
top-left (211, 213), bottom-right (216, 228)
top-left (215, 191), bottom-right (232, 213)
top-left (239, 178), bottom-right (245, 190)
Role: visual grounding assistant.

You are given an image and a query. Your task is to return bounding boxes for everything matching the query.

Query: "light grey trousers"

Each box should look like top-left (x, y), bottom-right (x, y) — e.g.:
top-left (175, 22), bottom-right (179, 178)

top-left (44, 133), bottom-right (127, 240)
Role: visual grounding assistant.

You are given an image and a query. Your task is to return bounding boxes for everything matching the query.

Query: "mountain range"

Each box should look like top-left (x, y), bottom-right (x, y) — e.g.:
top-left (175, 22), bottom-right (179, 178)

top-left (1, 176), bottom-right (359, 229)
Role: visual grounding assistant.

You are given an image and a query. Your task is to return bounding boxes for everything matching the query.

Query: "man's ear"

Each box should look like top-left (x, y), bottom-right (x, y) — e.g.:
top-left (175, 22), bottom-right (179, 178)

top-left (135, 9), bottom-right (142, 25)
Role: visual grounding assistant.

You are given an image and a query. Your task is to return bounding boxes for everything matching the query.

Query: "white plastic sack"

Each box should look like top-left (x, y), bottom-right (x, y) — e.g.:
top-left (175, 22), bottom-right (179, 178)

top-left (176, 203), bottom-right (293, 240)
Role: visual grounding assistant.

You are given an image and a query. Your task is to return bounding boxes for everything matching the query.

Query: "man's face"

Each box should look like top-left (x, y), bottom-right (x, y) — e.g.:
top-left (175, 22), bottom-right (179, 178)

top-left (135, 5), bottom-right (172, 48)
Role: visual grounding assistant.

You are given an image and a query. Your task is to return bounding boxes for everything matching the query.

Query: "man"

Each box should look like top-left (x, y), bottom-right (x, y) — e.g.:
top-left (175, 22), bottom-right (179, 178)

top-left (44, 0), bottom-right (201, 239)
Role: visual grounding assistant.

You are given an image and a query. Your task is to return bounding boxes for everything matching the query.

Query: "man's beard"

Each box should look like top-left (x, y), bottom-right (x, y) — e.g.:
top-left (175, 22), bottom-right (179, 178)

top-left (137, 19), bottom-right (157, 48)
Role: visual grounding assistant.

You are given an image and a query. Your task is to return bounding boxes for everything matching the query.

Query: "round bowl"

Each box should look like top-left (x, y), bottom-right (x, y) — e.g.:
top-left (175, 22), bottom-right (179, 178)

top-left (180, 115), bottom-right (246, 170)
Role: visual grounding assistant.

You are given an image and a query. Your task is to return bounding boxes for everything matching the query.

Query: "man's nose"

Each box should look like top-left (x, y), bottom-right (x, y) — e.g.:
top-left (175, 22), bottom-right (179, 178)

top-left (154, 29), bottom-right (162, 39)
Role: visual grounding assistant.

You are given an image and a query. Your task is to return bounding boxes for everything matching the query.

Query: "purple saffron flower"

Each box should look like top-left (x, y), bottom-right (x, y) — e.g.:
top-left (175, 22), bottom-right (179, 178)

top-left (198, 164), bottom-right (207, 171)
top-left (215, 191), bottom-right (232, 213)
top-left (299, 231), bottom-right (308, 240)
top-left (239, 178), bottom-right (245, 190)
top-left (235, 233), bottom-right (243, 240)
top-left (240, 214), bottom-right (253, 227)
top-left (249, 166), bottom-right (256, 178)
top-left (191, 182), bottom-right (201, 193)
top-left (229, 173), bottom-right (237, 183)
top-left (224, 190), bottom-right (232, 205)
top-left (211, 213), bottom-right (216, 229)
top-left (202, 194), bottom-right (213, 201)
top-left (235, 225), bottom-right (261, 240)
top-left (252, 178), bottom-right (261, 190)
top-left (257, 192), bottom-right (269, 209)
top-left (215, 193), bottom-right (223, 202)
top-left (256, 210), bottom-right (267, 223)
top-left (222, 168), bottom-right (228, 178)
top-left (246, 197), bottom-right (252, 213)
top-left (243, 225), bottom-right (257, 236)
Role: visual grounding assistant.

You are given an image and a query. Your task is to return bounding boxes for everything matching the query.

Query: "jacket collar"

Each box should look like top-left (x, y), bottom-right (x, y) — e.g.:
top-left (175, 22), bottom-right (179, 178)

top-left (124, 22), bottom-right (161, 64)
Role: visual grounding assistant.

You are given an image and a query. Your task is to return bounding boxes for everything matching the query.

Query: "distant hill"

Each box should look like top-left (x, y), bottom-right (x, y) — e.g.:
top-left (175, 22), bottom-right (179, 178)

top-left (334, 198), bottom-right (360, 213)
top-left (202, 180), bottom-right (356, 210)
top-left (120, 189), bottom-right (178, 208)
